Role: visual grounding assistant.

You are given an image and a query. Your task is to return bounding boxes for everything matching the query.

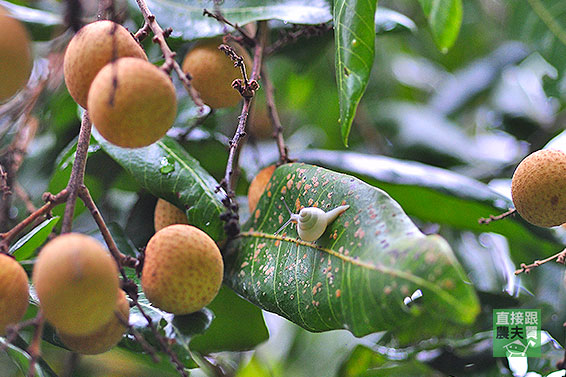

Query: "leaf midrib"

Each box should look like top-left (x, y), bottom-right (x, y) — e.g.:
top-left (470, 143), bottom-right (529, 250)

top-left (239, 231), bottom-right (469, 319)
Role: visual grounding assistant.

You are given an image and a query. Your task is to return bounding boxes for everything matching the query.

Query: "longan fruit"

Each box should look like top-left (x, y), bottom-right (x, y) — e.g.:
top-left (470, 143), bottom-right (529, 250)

top-left (32, 233), bottom-right (119, 336)
top-left (88, 57), bottom-right (177, 148)
top-left (141, 224), bottom-right (223, 315)
top-left (0, 5), bottom-right (32, 102)
top-left (181, 38), bottom-right (251, 109)
top-left (511, 149), bottom-right (566, 227)
top-left (248, 165), bottom-right (276, 213)
top-left (58, 290), bottom-right (129, 355)
top-left (0, 254), bottom-right (29, 335)
top-left (154, 198), bottom-right (188, 232)
top-left (64, 20), bottom-right (147, 108)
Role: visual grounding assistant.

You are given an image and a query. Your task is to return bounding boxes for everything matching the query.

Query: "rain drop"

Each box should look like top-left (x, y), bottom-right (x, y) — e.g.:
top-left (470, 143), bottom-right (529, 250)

top-left (159, 156), bottom-right (175, 174)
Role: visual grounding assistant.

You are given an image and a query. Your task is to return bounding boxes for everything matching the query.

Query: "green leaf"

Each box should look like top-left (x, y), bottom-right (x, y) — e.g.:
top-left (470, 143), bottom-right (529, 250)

top-left (189, 286), bottom-right (269, 353)
top-left (120, 293), bottom-right (207, 368)
top-left (333, 0), bottom-right (378, 146)
top-left (375, 8), bottom-right (416, 35)
top-left (418, 0), bottom-right (463, 52)
top-left (3, 335), bottom-right (58, 377)
top-left (93, 131), bottom-right (226, 243)
top-left (508, 0), bottom-right (566, 89)
top-left (339, 345), bottom-right (438, 377)
top-left (296, 150), bottom-right (562, 262)
top-left (137, 0), bottom-right (333, 40)
top-left (9, 217), bottom-right (60, 261)
top-left (225, 163), bottom-right (479, 339)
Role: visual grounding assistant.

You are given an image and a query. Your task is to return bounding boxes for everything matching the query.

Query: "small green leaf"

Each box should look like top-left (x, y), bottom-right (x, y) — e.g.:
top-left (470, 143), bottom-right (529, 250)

top-left (225, 163), bottom-right (479, 339)
top-left (333, 0), bottom-right (378, 145)
top-left (9, 217), bottom-right (60, 261)
top-left (94, 131), bottom-right (226, 242)
top-left (418, 0), bottom-right (463, 52)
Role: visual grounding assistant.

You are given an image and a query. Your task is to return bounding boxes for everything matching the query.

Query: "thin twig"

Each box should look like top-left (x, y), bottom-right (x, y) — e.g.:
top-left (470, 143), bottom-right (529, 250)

top-left (115, 312), bottom-right (160, 363)
top-left (134, 0), bottom-right (205, 111)
top-left (0, 190), bottom-right (68, 253)
top-left (26, 313), bottom-right (45, 377)
top-left (265, 23), bottom-right (332, 56)
top-left (0, 318), bottom-right (38, 353)
top-left (0, 165), bottom-right (9, 197)
top-left (14, 183), bottom-right (36, 214)
top-left (61, 112), bottom-right (92, 233)
top-left (224, 21), bottom-right (266, 187)
top-left (515, 247), bottom-right (566, 275)
top-left (0, 116), bottom-right (39, 229)
top-left (133, 301), bottom-right (188, 377)
top-left (478, 208), bottom-right (516, 225)
top-left (78, 185), bottom-right (137, 276)
top-left (261, 67), bottom-right (290, 163)
top-left (202, 9), bottom-right (256, 47)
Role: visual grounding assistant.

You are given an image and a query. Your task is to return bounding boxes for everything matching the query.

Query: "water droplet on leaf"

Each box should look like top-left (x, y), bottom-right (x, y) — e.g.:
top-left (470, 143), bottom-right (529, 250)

top-left (159, 156), bottom-right (175, 174)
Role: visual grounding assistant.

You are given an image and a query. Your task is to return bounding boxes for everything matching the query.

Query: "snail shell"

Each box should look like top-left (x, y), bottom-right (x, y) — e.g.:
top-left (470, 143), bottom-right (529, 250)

top-left (293, 205), bottom-right (350, 242)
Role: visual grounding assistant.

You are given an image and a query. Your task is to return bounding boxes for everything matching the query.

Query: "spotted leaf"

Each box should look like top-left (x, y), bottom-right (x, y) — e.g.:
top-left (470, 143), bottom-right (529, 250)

top-left (225, 163), bottom-right (479, 340)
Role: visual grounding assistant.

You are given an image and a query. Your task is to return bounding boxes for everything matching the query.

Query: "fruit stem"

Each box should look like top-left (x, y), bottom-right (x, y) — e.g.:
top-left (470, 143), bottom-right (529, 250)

top-left (61, 111), bottom-right (91, 233)
top-left (133, 0), bottom-right (205, 111)
top-left (262, 66), bottom-right (290, 163)
top-left (78, 185), bottom-right (133, 277)
top-left (26, 312), bottom-right (45, 377)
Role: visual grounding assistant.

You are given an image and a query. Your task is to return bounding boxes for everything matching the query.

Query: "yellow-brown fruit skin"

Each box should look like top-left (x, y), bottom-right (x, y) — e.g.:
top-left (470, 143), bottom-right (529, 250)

top-left (64, 20), bottom-right (147, 108)
top-left (58, 290), bottom-right (129, 355)
top-left (0, 254), bottom-right (29, 335)
top-left (0, 6), bottom-right (32, 103)
top-left (32, 233), bottom-right (119, 336)
top-left (181, 39), bottom-right (251, 109)
top-left (511, 149), bottom-right (566, 227)
top-left (88, 57), bottom-right (177, 148)
top-left (248, 165), bottom-right (276, 213)
top-left (141, 224), bottom-right (223, 314)
top-left (154, 198), bottom-right (188, 232)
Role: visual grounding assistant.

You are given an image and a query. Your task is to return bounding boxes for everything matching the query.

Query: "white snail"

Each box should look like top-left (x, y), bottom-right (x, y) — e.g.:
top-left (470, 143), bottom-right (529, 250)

top-left (275, 197), bottom-right (350, 242)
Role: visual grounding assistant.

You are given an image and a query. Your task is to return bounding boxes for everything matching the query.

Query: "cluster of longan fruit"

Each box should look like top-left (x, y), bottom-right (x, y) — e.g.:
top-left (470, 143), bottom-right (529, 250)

top-left (0, 16), bottom-right (244, 353)
top-left (0, 199), bottom-right (224, 355)
top-left (511, 149), bottom-right (566, 227)
top-left (62, 20), bottom-right (250, 148)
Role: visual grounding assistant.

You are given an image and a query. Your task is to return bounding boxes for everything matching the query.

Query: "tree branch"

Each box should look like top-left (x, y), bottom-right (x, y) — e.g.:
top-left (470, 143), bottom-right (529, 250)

top-left (133, 301), bottom-right (188, 377)
top-left (202, 9), bottom-right (256, 47)
top-left (134, 0), bottom-right (205, 111)
top-left (0, 190), bottom-right (68, 253)
top-left (515, 247), bottom-right (566, 275)
top-left (61, 112), bottom-right (92, 233)
top-left (478, 208), bottom-right (516, 225)
top-left (222, 21), bottom-right (267, 194)
top-left (261, 67), bottom-right (290, 163)
top-left (78, 185), bottom-right (137, 277)
top-left (26, 313), bottom-right (44, 377)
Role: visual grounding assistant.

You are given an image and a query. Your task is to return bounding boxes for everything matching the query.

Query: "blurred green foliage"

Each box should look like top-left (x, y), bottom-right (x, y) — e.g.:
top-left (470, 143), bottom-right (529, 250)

top-left (2, 0), bottom-right (566, 375)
